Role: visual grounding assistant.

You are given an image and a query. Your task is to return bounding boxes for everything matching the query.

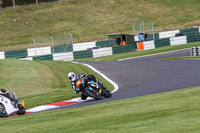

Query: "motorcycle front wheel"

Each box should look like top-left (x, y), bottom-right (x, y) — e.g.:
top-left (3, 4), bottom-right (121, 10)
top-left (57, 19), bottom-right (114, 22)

top-left (102, 89), bottom-right (112, 98)
top-left (85, 89), bottom-right (101, 100)
top-left (17, 104), bottom-right (26, 115)
top-left (0, 103), bottom-right (8, 117)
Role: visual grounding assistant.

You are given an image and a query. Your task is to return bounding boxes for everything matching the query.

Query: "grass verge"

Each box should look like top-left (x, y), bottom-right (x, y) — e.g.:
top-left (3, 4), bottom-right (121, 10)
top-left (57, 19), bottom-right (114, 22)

top-left (0, 59), bottom-right (114, 109)
top-left (0, 0), bottom-right (200, 50)
top-left (0, 86), bottom-right (199, 133)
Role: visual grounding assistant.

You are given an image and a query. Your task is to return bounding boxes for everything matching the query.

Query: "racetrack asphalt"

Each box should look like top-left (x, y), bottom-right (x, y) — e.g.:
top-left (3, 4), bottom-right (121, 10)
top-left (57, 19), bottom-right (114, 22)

top-left (48, 49), bottom-right (200, 111)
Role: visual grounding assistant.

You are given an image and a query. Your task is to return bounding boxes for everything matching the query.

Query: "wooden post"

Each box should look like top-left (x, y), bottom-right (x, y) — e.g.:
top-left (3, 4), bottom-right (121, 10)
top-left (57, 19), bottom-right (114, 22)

top-left (36, 0), bottom-right (39, 5)
top-left (13, 0), bottom-right (16, 9)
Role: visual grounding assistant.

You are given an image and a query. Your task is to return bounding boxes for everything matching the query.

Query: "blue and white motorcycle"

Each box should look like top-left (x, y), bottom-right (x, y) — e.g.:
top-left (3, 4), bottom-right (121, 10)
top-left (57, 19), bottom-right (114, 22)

top-left (0, 92), bottom-right (26, 117)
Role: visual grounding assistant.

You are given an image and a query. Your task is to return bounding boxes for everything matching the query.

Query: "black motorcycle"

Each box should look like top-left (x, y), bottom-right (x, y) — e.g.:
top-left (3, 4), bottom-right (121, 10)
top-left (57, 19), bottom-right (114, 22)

top-left (79, 75), bottom-right (112, 100)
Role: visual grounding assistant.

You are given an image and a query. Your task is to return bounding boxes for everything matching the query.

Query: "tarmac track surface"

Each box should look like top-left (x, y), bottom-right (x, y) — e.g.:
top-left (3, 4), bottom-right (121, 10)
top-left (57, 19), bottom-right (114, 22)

top-left (51, 49), bottom-right (200, 110)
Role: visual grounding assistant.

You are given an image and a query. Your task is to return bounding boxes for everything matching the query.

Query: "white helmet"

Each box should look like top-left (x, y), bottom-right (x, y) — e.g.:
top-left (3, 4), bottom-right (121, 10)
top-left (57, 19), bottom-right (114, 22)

top-left (68, 72), bottom-right (76, 81)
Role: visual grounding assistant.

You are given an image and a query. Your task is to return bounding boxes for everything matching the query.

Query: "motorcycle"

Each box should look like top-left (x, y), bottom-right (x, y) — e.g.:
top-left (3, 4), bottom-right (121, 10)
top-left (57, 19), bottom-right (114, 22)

top-left (0, 92), bottom-right (26, 117)
top-left (81, 75), bottom-right (112, 100)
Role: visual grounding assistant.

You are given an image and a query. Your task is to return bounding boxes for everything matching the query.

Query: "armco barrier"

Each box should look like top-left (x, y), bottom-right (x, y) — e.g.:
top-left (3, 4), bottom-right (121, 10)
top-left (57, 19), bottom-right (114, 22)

top-left (143, 40), bottom-right (155, 50)
top-left (170, 36), bottom-right (187, 46)
top-left (159, 30), bottom-right (180, 39)
top-left (73, 50), bottom-right (93, 60)
top-left (112, 44), bottom-right (136, 54)
top-left (1, 27), bottom-right (200, 61)
top-left (145, 33), bottom-right (159, 41)
top-left (33, 54), bottom-right (53, 61)
top-left (187, 35), bottom-right (196, 43)
top-left (187, 34), bottom-right (200, 43)
top-left (96, 40), bottom-right (109, 47)
top-left (53, 52), bottom-right (74, 61)
top-left (92, 47), bottom-right (112, 58)
top-left (73, 42), bottom-right (95, 52)
top-left (180, 27), bottom-right (199, 36)
top-left (28, 46), bottom-right (51, 57)
top-left (194, 34), bottom-right (200, 42)
top-left (52, 44), bottom-right (73, 53)
top-left (0, 51), bottom-right (5, 59)
top-left (155, 38), bottom-right (170, 48)
top-left (5, 49), bottom-right (28, 59)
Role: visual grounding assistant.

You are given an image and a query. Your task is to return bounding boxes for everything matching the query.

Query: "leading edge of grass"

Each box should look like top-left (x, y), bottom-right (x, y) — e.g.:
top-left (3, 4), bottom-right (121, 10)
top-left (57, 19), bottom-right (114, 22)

top-left (0, 86), bottom-right (199, 133)
top-left (76, 42), bottom-right (200, 61)
top-left (0, 59), bottom-right (114, 109)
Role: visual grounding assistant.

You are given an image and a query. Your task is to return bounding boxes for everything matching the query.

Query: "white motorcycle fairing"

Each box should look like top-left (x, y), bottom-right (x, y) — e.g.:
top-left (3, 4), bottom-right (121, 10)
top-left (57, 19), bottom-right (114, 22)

top-left (0, 95), bottom-right (19, 116)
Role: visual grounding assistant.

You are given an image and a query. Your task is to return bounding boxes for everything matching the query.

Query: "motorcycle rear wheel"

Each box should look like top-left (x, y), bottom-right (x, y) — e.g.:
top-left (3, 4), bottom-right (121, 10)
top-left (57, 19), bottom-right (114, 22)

top-left (0, 103), bottom-right (8, 117)
top-left (85, 89), bottom-right (101, 100)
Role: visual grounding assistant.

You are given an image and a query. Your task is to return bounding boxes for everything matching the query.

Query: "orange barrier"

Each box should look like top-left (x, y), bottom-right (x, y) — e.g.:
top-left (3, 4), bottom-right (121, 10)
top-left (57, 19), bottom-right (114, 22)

top-left (138, 42), bottom-right (144, 50)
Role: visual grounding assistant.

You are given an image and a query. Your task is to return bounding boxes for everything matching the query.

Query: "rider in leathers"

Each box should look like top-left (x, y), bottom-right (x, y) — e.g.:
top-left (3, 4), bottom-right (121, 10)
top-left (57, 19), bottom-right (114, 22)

top-left (68, 72), bottom-right (106, 100)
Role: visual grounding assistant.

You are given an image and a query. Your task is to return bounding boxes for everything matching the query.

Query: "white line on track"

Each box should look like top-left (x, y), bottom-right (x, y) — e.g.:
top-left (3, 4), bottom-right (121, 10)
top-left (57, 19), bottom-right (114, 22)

top-left (118, 48), bottom-right (190, 61)
top-left (72, 61), bottom-right (119, 93)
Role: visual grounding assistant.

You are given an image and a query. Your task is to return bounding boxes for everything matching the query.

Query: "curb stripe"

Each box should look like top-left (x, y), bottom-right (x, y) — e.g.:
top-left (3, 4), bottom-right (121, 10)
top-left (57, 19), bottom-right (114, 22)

top-left (46, 101), bottom-right (78, 106)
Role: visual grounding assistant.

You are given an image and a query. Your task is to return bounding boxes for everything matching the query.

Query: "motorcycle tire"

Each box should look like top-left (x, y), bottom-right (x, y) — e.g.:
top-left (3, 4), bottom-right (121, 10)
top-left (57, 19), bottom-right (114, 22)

top-left (0, 103), bottom-right (8, 117)
top-left (17, 104), bottom-right (26, 115)
top-left (103, 89), bottom-right (112, 98)
top-left (85, 89), bottom-right (101, 100)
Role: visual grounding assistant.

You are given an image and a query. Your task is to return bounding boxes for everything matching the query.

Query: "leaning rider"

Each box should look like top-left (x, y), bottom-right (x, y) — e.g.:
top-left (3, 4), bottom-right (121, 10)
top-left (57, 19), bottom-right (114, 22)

top-left (0, 88), bottom-right (15, 102)
top-left (68, 72), bottom-right (107, 100)
top-left (68, 72), bottom-right (89, 100)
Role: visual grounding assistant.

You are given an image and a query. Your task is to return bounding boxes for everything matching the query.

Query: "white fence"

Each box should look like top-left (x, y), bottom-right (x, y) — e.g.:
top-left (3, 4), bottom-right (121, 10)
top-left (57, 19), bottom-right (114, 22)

top-left (92, 47), bottom-right (113, 58)
top-left (143, 40), bottom-right (155, 50)
top-left (170, 36), bottom-right (187, 46)
top-left (53, 52), bottom-right (74, 61)
top-left (134, 36), bottom-right (139, 41)
top-left (159, 30), bottom-right (180, 39)
top-left (0, 52), bottom-right (5, 59)
top-left (73, 42), bottom-right (96, 52)
top-left (28, 46), bottom-right (51, 57)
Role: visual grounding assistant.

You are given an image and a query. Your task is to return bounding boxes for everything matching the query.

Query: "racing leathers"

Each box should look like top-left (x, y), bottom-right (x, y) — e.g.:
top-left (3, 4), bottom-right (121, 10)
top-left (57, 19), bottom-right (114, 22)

top-left (70, 73), bottom-right (89, 100)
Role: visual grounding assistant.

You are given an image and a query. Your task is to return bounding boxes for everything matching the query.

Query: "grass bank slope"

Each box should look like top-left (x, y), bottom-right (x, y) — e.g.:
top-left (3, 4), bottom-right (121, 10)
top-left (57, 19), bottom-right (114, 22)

top-left (0, 86), bottom-right (199, 133)
top-left (0, 59), bottom-right (114, 109)
top-left (0, 0), bottom-right (200, 50)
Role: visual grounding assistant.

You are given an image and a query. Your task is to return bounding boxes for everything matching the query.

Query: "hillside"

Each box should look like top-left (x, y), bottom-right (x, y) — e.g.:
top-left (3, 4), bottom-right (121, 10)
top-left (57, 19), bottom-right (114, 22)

top-left (0, 0), bottom-right (200, 51)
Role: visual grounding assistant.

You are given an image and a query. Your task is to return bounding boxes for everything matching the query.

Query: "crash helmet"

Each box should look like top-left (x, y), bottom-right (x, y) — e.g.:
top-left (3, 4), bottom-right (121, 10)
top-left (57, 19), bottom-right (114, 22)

top-left (68, 72), bottom-right (76, 81)
top-left (0, 89), bottom-right (8, 94)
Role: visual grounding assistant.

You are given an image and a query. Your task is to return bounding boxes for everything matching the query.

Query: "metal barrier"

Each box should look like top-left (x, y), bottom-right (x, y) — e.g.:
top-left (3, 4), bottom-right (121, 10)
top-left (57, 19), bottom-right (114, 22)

top-left (32, 33), bottom-right (73, 56)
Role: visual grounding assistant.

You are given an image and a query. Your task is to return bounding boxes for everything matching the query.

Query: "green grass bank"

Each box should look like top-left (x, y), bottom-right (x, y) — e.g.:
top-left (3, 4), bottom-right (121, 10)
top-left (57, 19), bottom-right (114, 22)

top-left (0, 59), bottom-right (114, 109)
top-left (0, 0), bottom-right (200, 50)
